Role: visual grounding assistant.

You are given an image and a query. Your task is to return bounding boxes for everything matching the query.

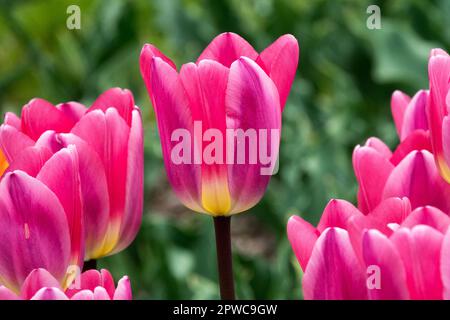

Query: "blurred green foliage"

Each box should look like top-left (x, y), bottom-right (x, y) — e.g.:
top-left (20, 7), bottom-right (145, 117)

top-left (0, 0), bottom-right (448, 299)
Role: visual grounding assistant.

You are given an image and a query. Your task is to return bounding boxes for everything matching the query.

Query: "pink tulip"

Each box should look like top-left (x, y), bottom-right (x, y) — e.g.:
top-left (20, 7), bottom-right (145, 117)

top-left (288, 203), bottom-right (450, 299)
top-left (0, 268), bottom-right (132, 300)
top-left (0, 150), bottom-right (83, 292)
top-left (352, 136), bottom-right (450, 214)
top-left (140, 32), bottom-right (299, 215)
top-left (0, 88), bottom-right (144, 259)
top-left (426, 49), bottom-right (450, 182)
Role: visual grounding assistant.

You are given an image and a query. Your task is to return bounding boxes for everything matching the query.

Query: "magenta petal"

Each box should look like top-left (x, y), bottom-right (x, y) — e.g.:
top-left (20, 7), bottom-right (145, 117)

top-left (257, 34), bottom-right (299, 109)
top-left (391, 226), bottom-right (444, 299)
top-left (71, 290), bottom-right (94, 300)
top-left (0, 286), bottom-right (20, 300)
top-left (401, 206), bottom-right (450, 233)
top-left (391, 90), bottom-right (410, 137)
top-left (114, 109), bottom-right (144, 253)
top-left (383, 150), bottom-right (450, 213)
top-left (316, 199), bottom-right (363, 232)
top-left (362, 230), bottom-right (409, 299)
top-left (303, 228), bottom-right (367, 300)
top-left (400, 90), bottom-right (429, 140)
top-left (36, 146), bottom-right (84, 267)
top-left (20, 268), bottom-right (62, 300)
top-left (287, 215), bottom-right (319, 271)
top-left (0, 171), bottom-right (71, 290)
top-left (353, 144), bottom-right (394, 213)
top-left (30, 287), bottom-right (68, 300)
top-left (113, 276), bottom-right (132, 300)
top-left (390, 130), bottom-right (431, 165)
top-left (180, 59), bottom-right (230, 214)
top-left (4, 112), bottom-right (21, 130)
top-left (428, 53), bottom-right (450, 181)
top-left (56, 102), bottom-right (86, 123)
top-left (368, 197), bottom-right (411, 225)
top-left (140, 44), bottom-right (177, 101)
top-left (21, 98), bottom-right (76, 140)
top-left (197, 32), bottom-right (258, 68)
top-left (89, 88), bottom-right (135, 126)
top-left (0, 124), bottom-right (34, 163)
top-left (226, 57), bottom-right (281, 213)
top-left (72, 108), bottom-right (129, 255)
top-left (150, 57), bottom-right (202, 212)
top-left (5, 146), bottom-right (52, 177)
top-left (441, 227), bottom-right (450, 299)
top-left (93, 287), bottom-right (111, 300)
top-left (42, 133), bottom-right (110, 259)
top-left (363, 137), bottom-right (392, 159)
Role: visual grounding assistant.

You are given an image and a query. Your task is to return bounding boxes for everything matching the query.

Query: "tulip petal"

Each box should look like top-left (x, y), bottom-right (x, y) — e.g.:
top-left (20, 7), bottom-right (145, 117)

top-left (4, 112), bottom-right (21, 130)
top-left (0, 124), bottom-right (34, 163)
top-left (391, 226), bottom-right (444, 299)
top-left (30, 287), bottom-right (68, 300)
top-left (56, 102), bottom-right (86, 123)
top-left (368, 197), bottom-right (411, 225)
top-left (391, 90), bottom-right (411, 137)
top-left (383, 150), bottom-right (450, 212)
top-left (362, 230), bottom-right (409, 299)
top-left (180, 59), bottom-right (231, 214)
top-left (353, 144), bottom-right (394, 213)
top-left (89, 88), bottom-right (135, 126)
top-left (72, 108), bottom-right (129, 256)
top-left (0, 171), bottom-right (70, 290)
top-left (400, 90), bottom-right (429, 140)
top-left (428, 53), bottom-right (450, 182)
top-left (93, 287), bottom-right (111, 300)
top-left (441, 227), bottom-right (450, 299)
top-left (36, 146), bottom-right (84, 268)
top-left (36, 132), bottom-right (110, 259)
top-left (21, 98), bottom-right (76, 140)
top-left (5, 146), bottom-right (52, 177)
top-left (150, 57), bottom-right (202, 212)
top-left (390, 130), bottom-right (431, 165)
top-left (257, 34), bottom-right (299, 109)
top-left (317, 199), bottom-right (363, 232)
top-left (303, 228), bottom-right (367, 300)
top-left (20, 268), bottom-right (62, 300)
top-left (0, 286), bottom-right (19, 300)
top-left (140, 44), bottom-right (177, 101)
top-left (71, 290), bottom-right (94, 300)
top-left (401, 206), bottom-right (450, 233)
top-left (226, 57), bottom-right (281, 214)
top-left (287, 215), bottom-right (319, 271)
top-left (113, 276), bottom-right (132, 300)
top-left (197, 32), bottom-right (258, 68)
top-left (114, 109), bottom-right (144, 253)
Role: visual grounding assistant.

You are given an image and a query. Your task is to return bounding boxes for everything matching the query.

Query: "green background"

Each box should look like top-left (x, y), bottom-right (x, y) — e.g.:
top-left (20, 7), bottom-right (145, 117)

top-left (0, 0), bottom-right (448, 299)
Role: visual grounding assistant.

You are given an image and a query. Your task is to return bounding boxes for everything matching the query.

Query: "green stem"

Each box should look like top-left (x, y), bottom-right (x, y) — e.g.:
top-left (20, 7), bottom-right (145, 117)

top-left (213, 216), bottom-right (235, 300)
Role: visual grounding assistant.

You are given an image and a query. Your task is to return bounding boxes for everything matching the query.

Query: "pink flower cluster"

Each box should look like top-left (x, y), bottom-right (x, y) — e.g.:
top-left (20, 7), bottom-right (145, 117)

top-left (0, 88), bottom-right (143, 300)
top-left (288, 49), bottom-right (450, 299)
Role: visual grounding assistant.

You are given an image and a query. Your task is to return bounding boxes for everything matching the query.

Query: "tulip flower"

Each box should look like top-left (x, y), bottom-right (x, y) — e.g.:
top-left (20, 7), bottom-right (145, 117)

top-left (0, 268), bottom-right (132, 300)
top-left (288, 204), bottom-right (450, 299)
top-left (352, 137), bottom-right (450, 214)
top-left (427, 49), bottom-right (450, 182)
top-left (0, 88), bottom-right (144, 261)
top-left (0, 149), bottom-right (83, 292)
top-left (140, 32), bottom-right (299, 299)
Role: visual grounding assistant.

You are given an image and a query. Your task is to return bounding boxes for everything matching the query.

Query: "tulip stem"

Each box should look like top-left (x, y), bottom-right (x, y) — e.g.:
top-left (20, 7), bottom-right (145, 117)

top-left (83, 259), bottom-right (97, 271)
top-left (213, 216), bottom-right (235, 300)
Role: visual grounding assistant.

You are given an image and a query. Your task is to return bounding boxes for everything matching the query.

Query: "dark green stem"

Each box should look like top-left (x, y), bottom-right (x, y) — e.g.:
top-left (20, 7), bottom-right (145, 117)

top-left (213, 216), bottom-right (235, 300)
